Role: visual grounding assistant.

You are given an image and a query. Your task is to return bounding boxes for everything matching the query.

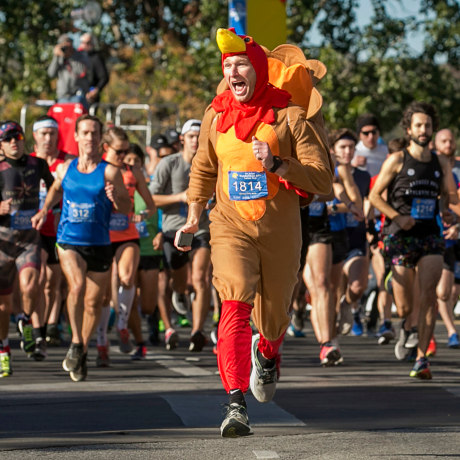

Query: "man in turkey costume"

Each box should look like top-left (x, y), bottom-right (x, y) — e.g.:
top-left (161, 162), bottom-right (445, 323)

top-left (174, 28), bottom-right (333, 437)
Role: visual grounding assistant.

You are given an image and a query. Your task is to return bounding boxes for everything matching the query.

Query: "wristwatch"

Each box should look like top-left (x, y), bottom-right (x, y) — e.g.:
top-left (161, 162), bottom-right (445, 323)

top-left (269, 156), bottom-right (284, 173)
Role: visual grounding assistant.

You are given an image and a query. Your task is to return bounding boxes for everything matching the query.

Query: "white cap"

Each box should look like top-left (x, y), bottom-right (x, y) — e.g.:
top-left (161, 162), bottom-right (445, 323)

top-left (181, 119), bottom-right (201, 135)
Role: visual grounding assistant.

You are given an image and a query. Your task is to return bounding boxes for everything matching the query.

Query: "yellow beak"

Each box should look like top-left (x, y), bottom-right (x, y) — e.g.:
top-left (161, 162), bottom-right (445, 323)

top-left (216, 28), bottom-right (246, 54)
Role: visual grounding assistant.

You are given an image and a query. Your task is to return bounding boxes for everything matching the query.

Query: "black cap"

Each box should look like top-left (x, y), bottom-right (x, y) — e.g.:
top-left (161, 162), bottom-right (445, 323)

top-left (164, 128), bottom-right (179, 145)
top-left (150, 133), bottom-right (170, 150)
top-left (356, 114), bottom-right (380, 134)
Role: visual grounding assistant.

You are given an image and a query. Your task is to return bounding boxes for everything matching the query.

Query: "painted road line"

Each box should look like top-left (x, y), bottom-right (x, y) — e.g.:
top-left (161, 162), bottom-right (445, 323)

top-left (253, 451), bottom-right (280, 459)
top-left (162, 394), bottom-right (306, 428)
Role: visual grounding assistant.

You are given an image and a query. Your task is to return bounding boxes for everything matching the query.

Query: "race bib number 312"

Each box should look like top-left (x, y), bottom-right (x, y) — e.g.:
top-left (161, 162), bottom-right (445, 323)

top-left (228, 171), bottom-right (268, 201)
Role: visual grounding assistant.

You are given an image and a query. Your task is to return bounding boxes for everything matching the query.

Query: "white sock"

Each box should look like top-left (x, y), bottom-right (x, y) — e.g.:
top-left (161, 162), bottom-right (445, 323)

top-left (97, 305), bottom-right (111, 346)
top-left (117, 285), bottom-right (135, 331)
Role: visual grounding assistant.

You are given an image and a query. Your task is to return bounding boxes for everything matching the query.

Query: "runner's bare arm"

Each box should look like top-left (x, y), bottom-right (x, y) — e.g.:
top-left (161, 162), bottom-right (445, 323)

top-left (105, 164), bottom-right (132, 214)
top-left (369, 151), bottom-right (412, 230)
top-left (132, 165), bottom-right (156, 218)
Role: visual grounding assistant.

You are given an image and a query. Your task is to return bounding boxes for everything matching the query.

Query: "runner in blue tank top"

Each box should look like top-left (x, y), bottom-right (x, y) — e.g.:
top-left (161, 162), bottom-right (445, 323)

top-left (32, 114), bottom-right (131, 382)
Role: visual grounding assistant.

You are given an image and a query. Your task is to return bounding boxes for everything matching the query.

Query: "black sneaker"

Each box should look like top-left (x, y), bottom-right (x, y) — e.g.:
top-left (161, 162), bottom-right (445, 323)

top-left (32, 337), bottom-right (47, 361)
top-left (250, 334), bottom-right (277, 403)
top-left (46, 324), bottom-right (62, 346)
top-left (18, 316), bottom-right (35, 355)
top-left (70, 352), bottom-right (88, 382)
top-left (62, 343), bottom-right (84, 372)
top-left (189, 330), bottom-right (207, 352)
top-left (220, 403), bottom-right (253, 438)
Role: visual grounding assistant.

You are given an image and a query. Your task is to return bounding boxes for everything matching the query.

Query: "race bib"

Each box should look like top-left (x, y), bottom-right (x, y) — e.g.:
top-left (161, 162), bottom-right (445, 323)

top-left (346, 212), bottom-right (359, 228)
top-left (68, 202), bottom-right (96, 223)
top-left (10, 209), bottom-right (36, 230)
top-left (228, 171), bottom-right (268, 201)
top-left (135, 220), bottom-right (149, 238)
top-left (109, 213), bottom-right (129, 231)
top-left (411, 198), bottom-right (436, 219)
top-left (309, 202), bottom-right (325, 217)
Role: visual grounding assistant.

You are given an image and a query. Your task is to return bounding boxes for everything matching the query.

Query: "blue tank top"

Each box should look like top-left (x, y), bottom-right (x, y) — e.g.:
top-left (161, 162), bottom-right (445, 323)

top-left (57, 159), bottom-right (112, 246)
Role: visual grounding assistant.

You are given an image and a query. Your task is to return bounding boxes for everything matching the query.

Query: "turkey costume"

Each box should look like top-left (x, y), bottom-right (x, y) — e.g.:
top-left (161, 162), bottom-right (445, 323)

top-left (187, 28), bottom-right (333, 395)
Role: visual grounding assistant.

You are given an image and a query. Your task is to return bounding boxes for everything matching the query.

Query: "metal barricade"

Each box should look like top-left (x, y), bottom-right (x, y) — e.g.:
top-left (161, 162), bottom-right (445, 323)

top-left (20, 100), bottom-right (55, 132)
top-left (115, 104), bottom-right (152, 146)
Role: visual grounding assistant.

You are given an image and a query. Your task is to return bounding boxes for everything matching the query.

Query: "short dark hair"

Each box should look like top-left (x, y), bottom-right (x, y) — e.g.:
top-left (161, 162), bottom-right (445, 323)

top-left (128, 143), bottom-right (145, 165)
top-left (400, 101), bottom-right (438, 133)
top-left (329, 128), bottom-right (358, 147)
top-left (387, 137), bottom-right (408, 154)
top-left (75, 114), bottom-right (103, 134)
top-left (356, 114), bottom-right (380, 134)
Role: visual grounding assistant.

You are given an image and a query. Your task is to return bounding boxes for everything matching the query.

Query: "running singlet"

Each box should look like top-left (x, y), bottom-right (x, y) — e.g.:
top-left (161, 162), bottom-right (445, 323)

top-left (109, 164), bottom-right (139, 243)
top-left (57, 158), bottom-right (112, 246)
top-left (0, 155), bottom-right (53, 229)
top-left (384, 149), bottom-right (442, 237)
top-left (30, 150), bottom-right (66, 237)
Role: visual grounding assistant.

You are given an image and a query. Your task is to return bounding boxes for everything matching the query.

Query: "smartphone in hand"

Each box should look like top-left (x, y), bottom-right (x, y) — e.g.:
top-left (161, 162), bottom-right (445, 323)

top-left (177, 231), bottom-right (193, 247)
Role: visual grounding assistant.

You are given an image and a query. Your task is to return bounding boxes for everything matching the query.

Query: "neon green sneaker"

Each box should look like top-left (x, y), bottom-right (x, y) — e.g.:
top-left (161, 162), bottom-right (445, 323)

top-left (177, 314), bottom-right (191, 328)
top-left (158, 319), bottom-right (165, 333)
top-left (0, 351), bottom-right (12, 377)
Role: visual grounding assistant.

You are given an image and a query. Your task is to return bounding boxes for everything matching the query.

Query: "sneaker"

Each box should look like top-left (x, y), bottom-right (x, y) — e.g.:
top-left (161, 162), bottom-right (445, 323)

top-left (250, 334), bottom-right (277, 403)
top-left (377, 322), bottom-right (395, 345)
top-left (291, 309), bottom-right (305, 331)
top-left (338, 296), bottom-right (353, 336)
top-left (62, 343), bottom-right (84, 372)
top-left (409, 357), bottom-right (432, 380)
top-left (286, 323), bottom-right (306, 338)
top-left (69, 352), bottom-right (88, 382)
top-left (46, 324), bottom-right (62, 346)
top-left (319, 342), bottom-right (342, 366)
top-left (158, 319), bottom-right (165, 333)
top-left (165, 328), bottom-right (179, 350)
top-left (96, 345), bottom-right (110, 367)
top-left (405, 328), bottom-right (418, 349)
top-left (447, 332), bottom-right (460, 349)
top-left (426, 337), bottom-right (437, 357)
top-left (31, 337), bottom-right (47, 361)
top-left (220, 403), bottom-right (253, 438)
top-left (351, 312), bottom-right (364, 336)
top-left (0, 350), bottom-right (12, 378)
top-left (117, 328), bottom-right (133, 354)
top-left (17, 316), bottom-right (35, 355)
top-left (210, 326), bottom-right (218, 345)
top-left (394, 321), bottom-right (410, 361)
top-left (176, 314), bottom-right (191, 328)
top-left (189, 330), bottom-right (207, 352)
top-left (131, 344), bottom-right (147, 360)
top-left (171, 291), bottom-right (190, 315)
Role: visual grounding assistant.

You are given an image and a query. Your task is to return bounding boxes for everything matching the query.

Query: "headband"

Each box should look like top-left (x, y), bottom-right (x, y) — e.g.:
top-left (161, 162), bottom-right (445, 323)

top-left (33, 119), bottom-right (59, 132)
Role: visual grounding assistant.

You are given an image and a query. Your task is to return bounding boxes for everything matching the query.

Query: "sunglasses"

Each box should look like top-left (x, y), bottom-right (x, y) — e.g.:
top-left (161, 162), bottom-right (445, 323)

top-left (1, 132), bottom-right (24, 143)
top-left (110, 146), bottom-right (129, 155)
top-left (361, 129), bottom-right (378, 136)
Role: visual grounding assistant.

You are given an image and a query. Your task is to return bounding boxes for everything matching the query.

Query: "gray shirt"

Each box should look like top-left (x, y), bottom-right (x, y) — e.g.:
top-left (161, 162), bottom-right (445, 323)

top-left (47, 50), bottom-right (90, 100)
top-left (149, 153), bottom-right (210, 235)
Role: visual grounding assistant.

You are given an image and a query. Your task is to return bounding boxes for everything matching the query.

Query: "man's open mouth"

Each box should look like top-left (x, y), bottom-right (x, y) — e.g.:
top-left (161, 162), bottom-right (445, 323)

top-left (232, 81), bottom-right (247, 95)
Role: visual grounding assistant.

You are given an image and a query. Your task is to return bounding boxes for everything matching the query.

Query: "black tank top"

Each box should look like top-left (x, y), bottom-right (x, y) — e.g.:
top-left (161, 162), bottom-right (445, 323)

top-left (384, 149), bottom-right (442, 237)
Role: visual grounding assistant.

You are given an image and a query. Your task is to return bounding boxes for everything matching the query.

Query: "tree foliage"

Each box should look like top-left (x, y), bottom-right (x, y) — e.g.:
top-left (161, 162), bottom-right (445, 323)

top-left (0, 0), bottom-right (459, 138)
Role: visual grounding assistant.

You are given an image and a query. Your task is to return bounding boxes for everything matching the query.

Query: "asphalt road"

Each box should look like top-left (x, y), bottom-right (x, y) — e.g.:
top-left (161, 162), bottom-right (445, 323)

top-left (2, 317), bottom-right (460, 459)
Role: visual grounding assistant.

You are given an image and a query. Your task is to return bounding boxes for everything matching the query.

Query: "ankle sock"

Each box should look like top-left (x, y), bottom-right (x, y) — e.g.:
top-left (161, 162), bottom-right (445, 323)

top-left (229, 389), bottom-right (246, 407)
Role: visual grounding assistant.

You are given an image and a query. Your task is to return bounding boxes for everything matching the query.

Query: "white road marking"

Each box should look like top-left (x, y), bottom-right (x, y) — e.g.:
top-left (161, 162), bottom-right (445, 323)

top-left (162, 394), bottom-right (306, 428)
top-left (253, 451), bottom-right (280, 459)
top-left (147, 353), bottom-right (213, 376)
